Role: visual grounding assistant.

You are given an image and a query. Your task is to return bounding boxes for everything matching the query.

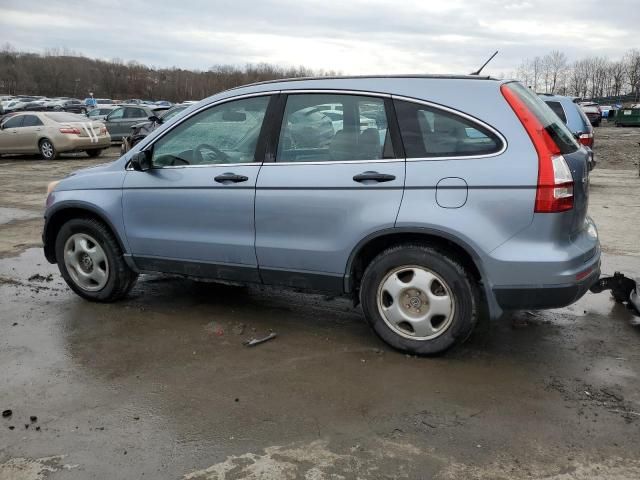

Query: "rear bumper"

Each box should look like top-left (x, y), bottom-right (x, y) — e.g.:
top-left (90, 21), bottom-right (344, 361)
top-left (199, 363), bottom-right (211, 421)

top-left (493, 261), bottom-right (600, 310)
top-left (485, 215), bottom-right (601, 312)
top-left (54, 134), bottom-right (111, 152)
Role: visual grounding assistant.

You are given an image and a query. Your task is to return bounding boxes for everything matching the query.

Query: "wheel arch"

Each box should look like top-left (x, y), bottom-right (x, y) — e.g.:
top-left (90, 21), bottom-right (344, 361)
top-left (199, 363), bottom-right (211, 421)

top-left (346, 228), bottom-right (486, 291)
top-left (345, 227), bottom-right (503, 320)
top-left (43, 202), bottom-right (128, 264)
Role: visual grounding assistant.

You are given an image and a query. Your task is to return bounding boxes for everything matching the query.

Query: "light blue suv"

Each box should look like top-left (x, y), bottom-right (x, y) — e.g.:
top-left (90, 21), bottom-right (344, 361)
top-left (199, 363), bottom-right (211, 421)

top-left (43, 75), bottom-right (600, 354)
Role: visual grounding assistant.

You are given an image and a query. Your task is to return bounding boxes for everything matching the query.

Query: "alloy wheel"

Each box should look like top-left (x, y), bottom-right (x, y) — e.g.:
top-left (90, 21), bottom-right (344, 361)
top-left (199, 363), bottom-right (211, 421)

top-left (63, 233), bottom-right (109, 291)
top-left (376, 265), bottom-right (455, 340)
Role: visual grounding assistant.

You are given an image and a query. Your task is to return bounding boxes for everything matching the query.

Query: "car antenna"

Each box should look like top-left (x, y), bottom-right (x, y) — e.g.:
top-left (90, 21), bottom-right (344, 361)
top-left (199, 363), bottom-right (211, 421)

top-left (470, 50), bottom-right (498, 75)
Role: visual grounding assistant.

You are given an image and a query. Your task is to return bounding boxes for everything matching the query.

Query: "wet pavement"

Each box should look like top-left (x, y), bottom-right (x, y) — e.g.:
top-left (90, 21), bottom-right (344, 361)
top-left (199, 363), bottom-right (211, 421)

top-left (1, 248), bottom-right (640, 479)
top-left (1, 138), bottom-right (640, 479)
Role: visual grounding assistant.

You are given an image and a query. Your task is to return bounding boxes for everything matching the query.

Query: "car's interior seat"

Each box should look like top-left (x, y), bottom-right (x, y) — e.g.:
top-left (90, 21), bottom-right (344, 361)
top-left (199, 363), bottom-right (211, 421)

top-left (359, 128), bottom-right (381, 159)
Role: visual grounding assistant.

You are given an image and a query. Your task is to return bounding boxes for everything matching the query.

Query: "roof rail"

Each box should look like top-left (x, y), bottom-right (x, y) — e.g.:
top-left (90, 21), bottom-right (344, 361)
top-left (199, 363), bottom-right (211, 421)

top-left (226, 74), bottom-right (497, 91)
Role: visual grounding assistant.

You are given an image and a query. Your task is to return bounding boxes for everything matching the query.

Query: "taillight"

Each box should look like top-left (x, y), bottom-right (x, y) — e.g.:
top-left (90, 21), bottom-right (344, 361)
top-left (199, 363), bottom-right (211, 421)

top-left (59, 127), bottom-right (80, 134)
top-left (100, 126), bottom-right (107, 135)
top-left (500, 84), bottom-right (574, 213)
top-left (578, 132), bottom-right (593, 148)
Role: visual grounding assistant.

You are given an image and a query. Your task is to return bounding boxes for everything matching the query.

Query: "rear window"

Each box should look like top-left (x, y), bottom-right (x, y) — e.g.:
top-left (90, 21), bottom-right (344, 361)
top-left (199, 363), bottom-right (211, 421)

top-left (576, 107), bottom-right (592, 131)
top-left (544, 101), bottom-right (567, 124)
top-left (45, 112), bottom-right (87, 123)
top-left (394, 100), bottom-right (503, 158)
top-left (506, 82), bottom-right (579, 155)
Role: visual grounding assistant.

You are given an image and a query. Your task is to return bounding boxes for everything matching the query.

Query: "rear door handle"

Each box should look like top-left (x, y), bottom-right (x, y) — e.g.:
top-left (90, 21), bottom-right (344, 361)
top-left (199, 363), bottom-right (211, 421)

top-left (215, 172), bottom-right (249, 184)
top-left (353, 171), bottom-right (396, 183)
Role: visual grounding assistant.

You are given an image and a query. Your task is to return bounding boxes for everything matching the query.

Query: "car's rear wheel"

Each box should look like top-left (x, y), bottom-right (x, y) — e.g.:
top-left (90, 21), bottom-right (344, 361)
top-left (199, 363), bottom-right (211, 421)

top-left (39, 139), bottom-right (57, 160)
top-left (360, 244), bottom-right (478, 355)
top-left (86, 149), bottom-right (103, 158)
top-left (55, 218), bottom-right (138, 302)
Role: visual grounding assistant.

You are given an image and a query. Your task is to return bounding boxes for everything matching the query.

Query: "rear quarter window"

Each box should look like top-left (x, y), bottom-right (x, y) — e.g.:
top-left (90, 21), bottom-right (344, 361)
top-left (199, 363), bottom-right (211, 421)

top-left (544, 101), bottom-right (567, 124)
top-left (394, 100), bottom-right (503, 158)
top-left (506, 83), bottom-right (579, 155)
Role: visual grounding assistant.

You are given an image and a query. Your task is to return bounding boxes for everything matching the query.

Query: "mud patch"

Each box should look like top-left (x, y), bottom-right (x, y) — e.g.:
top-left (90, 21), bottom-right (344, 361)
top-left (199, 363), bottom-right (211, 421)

top-left (183, 439), bottom-right (432, 479)
top-left (441, 456), bottom-right (640, 479)
top-left (0, 456), bottom-right (76, 480)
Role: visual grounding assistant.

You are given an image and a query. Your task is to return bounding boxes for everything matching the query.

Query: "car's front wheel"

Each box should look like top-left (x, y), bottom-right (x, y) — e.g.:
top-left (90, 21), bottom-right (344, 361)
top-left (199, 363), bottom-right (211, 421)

top-left (55, 218), bottom-right (138, 302)
top-left (360, 245), bottom-right (478, 355)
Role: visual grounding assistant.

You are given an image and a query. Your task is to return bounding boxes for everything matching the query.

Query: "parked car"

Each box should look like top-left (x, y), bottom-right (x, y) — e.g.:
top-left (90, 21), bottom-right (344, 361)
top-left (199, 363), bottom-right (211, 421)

top-left (42, 75), bottom-right (599, 355)
top-left (0, 112), bottom-right (110, 159)
top-left (540, 94), bottom-right (595, 169)
top-left (580, 102), bottom-right (601, 127)
top-left (102, 105), bottom-right (165, 141)
top-left (86, 106), bottom-right (118, 121)
top-left (2, 100), bottom-right (31, 114)
top-left (10, 100), bottom-right (48, 113)
top-left (120, 104), bottom-right (189, 153)
top-left (48, 99), bottom-right (88, 114)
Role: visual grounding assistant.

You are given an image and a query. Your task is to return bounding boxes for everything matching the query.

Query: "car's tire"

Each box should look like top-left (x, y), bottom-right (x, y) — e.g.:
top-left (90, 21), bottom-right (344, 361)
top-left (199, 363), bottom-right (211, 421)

top-left (86, 149), bottom-right (103, 158)
top-left (55, 217), bottom-right (138, 302)
top-left (360, 244), bottom-right (478, 355)
top-left (39, 138), bottom-right (57, 160)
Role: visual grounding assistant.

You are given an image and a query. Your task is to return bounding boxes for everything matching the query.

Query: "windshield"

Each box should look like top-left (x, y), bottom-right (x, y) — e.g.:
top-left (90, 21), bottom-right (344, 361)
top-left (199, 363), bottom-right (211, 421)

top-left (506, 82), bottom-right (579, 154)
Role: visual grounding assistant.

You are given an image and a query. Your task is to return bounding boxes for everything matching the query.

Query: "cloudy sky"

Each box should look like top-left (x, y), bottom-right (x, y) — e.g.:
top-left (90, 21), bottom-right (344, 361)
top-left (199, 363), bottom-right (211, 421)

top-left (0, 0), bottom-right (637, 75)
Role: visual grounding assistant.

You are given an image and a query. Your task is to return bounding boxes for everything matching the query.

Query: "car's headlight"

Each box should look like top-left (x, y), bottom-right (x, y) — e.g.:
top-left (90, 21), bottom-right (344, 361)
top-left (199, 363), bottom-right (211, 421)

top-left (47, 180), bottom-right (60, 194)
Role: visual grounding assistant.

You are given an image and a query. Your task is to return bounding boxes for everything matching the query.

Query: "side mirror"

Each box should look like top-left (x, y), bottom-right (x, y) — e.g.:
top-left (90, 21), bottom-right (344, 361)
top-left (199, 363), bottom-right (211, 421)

top-left (130, 150), bottom-right (152, 172)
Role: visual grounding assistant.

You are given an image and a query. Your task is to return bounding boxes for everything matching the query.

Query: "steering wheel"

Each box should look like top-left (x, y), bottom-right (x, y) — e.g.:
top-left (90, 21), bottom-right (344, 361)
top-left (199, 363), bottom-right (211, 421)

top-left (194, 143), bottom-right (230, 164)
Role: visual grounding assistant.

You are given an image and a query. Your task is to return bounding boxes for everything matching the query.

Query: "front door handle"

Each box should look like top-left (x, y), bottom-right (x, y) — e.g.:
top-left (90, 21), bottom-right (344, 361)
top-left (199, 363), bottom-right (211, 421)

top-left (215, 172), bottom-right (249, 184)
top-left (353, 171), bottom-right (396, 183)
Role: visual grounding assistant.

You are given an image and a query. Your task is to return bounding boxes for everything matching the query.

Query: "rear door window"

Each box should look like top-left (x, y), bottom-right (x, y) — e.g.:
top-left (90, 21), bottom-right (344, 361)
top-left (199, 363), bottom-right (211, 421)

top-left (22, 115), bottom-right (43, 127)
top-left (276, 94), bottom-right (393, 162)
top-left (544, 101), bottom-right (567, 124)
top-left (394, 100), bottom-right (502, 158)
top-left (125, 108), bottom-right (146, 119)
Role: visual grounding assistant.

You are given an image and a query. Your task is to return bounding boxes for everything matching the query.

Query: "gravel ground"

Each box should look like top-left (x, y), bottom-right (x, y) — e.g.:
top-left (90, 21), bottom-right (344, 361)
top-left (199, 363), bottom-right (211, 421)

top-left (593, 122), bottom-right (640, 170)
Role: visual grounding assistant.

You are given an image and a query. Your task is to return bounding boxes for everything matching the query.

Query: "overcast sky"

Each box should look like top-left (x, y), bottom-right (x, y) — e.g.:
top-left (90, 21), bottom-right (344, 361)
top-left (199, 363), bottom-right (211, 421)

top-left (1, 0), bottom-right (637, 75)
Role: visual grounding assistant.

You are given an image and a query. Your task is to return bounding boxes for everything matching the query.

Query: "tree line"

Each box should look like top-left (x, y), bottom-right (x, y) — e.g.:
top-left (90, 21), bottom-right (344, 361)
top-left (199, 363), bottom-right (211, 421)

top-left (513, 49), bottom-right (640, 101)
top-left (2, 43), bottom-right (639, 103)
top-left (0, 44), bottom-right (336, 102)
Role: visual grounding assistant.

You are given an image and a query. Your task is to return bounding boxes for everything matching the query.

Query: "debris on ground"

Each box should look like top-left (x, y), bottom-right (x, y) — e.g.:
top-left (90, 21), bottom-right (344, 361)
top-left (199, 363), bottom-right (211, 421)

top-left (204, 321), bottom-right (224, 336)
top-left (30, 415), bottom-right (37, 422)
top-left (27, 273), bottom-right (53, 282)
top-left (243, 332), bottom-right (277, 347)
top-left (232, 323), bottom-right (246, 335)
top-left (2, 409), bottom-right (12, 418)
